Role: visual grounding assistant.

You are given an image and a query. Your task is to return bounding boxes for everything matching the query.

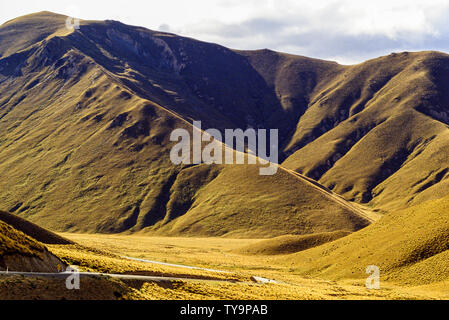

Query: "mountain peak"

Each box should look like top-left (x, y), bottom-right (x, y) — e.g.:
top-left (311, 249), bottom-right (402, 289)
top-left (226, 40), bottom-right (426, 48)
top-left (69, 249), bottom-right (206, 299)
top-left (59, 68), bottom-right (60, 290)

top-left (2, 11), bottom-right (68, 26)
top-left (0, 11), bottom-right (76, 57)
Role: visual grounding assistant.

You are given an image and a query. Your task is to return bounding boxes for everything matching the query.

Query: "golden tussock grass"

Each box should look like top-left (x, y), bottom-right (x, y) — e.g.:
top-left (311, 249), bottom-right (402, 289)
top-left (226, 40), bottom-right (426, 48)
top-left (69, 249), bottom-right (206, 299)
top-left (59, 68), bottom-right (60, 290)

top-left (58, 233), bottom-right (449, 300)
top-left (0, 220), bottom-right (45, 257)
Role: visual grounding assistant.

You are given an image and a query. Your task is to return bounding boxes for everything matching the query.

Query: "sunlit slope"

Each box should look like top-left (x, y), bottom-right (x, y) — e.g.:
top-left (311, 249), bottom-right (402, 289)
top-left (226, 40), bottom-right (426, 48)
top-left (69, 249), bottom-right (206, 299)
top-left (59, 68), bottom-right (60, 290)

top-left (0, 220), bottom-right (45, 256)
top-left (0, 11), bottom-right (74, 58)
top-left (234, 231), bottom-right (351, 255)
top-left (282, 195), bottom-right (449, 285)
top-left (0, 12), bottom-right (368, 236)
top-left (0, 220), bottom-right (65, 272)
top-left (282, 51), bottom-right (449, 211)
top-left (0, 45), bottom-right (185, 232)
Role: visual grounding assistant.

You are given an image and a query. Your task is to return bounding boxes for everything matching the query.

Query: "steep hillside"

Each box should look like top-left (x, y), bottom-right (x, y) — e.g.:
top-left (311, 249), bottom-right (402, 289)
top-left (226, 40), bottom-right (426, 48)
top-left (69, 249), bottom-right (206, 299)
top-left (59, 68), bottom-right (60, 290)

top-left (282, 195), bottom-right (449, 285)
top-left (282, 51), bottom-right (449, 211)
top-left (0, 220), bottom-right (65, 272)
top-left (57, 12), bottom-right (449, 212)
top-left (3, 13), bottom-right (449, 218)
top-left (0, 12), bottom-right (369, 236)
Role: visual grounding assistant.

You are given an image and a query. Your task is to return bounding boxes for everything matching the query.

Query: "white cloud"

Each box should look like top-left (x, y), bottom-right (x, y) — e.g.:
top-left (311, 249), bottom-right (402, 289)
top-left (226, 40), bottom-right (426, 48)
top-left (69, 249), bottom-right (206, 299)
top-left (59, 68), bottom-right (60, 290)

top-left (1, 0), bottom-right (449, 63)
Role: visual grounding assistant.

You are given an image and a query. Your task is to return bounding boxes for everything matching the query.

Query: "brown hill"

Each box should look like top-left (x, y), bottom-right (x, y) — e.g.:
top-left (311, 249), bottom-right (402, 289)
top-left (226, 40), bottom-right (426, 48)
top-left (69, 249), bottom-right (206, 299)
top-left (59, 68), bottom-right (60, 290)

top-left (0, 12), bottom-right (370, 237)
top-left (281, 51), bottom-right (449, 212)
top-left (4, 11), bottom-right (449, 239)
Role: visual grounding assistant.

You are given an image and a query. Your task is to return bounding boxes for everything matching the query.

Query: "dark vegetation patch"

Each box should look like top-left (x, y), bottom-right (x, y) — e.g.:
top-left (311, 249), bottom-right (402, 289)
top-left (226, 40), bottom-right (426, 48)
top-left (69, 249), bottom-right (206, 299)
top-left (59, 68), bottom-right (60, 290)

top-left (121, 120), bottom-right (150, 138)
top-left (108, 112), bottom-right (128, 129)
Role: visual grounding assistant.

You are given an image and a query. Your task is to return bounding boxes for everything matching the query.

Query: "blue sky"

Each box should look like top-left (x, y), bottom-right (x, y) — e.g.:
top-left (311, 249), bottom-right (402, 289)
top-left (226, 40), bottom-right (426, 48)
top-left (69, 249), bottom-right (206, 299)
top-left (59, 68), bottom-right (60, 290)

top-left (1, 0), bottom-right (449, 64)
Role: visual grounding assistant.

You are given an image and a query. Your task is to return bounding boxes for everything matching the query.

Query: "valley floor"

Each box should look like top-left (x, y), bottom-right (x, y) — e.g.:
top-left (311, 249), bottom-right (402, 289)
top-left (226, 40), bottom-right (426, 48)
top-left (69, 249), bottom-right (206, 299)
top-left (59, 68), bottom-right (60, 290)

top-left (24, 233), bottom-right (445, 300)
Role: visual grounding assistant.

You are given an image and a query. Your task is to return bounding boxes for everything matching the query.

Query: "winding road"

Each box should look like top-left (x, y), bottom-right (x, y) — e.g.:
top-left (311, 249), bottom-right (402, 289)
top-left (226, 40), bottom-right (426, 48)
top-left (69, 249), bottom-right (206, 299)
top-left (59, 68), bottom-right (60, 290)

top-left (0, 256), bottom-right (279, 284)
top-left (0, 270), bottom-right (237, 283)
top-left (121, 256), bottom-right (231, 274)
top-left (280, 167), bottom-right (381, 223)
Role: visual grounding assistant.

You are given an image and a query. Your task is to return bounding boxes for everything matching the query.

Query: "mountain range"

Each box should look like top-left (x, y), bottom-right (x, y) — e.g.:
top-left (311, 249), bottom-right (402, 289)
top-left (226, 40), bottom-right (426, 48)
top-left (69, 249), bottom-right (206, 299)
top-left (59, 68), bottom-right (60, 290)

top-left (1, 11), bottom-right (449, 242)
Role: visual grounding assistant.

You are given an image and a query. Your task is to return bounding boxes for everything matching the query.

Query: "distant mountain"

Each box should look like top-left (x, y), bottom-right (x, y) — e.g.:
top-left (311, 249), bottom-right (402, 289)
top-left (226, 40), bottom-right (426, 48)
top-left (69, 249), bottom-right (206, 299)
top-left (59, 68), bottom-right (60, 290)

top-left (0, 12), bottom-right (370, 237)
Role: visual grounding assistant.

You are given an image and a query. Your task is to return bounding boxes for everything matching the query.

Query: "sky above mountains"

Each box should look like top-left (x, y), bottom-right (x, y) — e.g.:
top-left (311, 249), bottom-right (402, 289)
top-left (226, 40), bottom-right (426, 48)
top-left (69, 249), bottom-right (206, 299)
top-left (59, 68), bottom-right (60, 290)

top-left (1, 0), bottom-right (449, 64)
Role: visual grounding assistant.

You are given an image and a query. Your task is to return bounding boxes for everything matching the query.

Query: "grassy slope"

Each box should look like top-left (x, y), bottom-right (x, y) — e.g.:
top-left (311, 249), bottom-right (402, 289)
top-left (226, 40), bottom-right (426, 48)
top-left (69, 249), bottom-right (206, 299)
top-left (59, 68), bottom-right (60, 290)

top-left (282, 51), bottom-right (449, 211)
top-left (0, 219), bottom-right (67, 273)
top-left (148, 165), bottom-right (369, 237)
top-left (281, 194), bottom-right (449, 285)
top-left (0, 12), bottom-right (368, 237)
top-left (0, 210), bottom-right (72, 244)
top-left (59, 233), bottom-right (446, 299)
top-left (0, 220), bottom-right (45, 257)
top-left (0, 11), bottom-right (72, 57)
top-left (234, 231), bottom-right (351, 255)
